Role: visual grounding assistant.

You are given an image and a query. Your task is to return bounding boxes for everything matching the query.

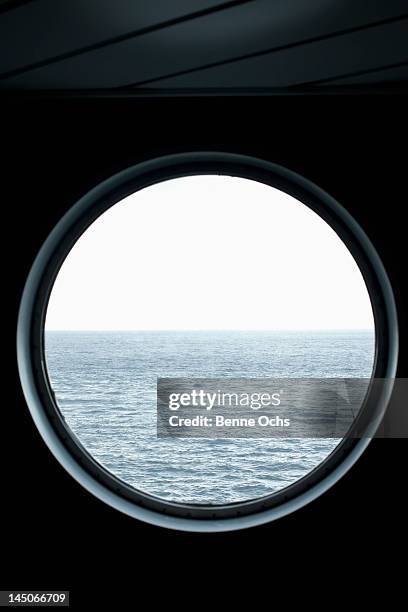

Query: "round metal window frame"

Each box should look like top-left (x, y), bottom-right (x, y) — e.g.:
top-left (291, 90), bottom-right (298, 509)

top-left (17, 152), bottom-right (398, 532)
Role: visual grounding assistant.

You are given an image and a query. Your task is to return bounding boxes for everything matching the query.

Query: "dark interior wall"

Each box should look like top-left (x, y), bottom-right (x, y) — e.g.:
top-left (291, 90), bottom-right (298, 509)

top-left (3, 93), bottom-right (407, 600)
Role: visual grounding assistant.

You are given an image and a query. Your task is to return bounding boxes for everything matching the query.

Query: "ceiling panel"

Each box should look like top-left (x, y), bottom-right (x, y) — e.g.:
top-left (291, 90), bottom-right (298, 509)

top-left (138, 20), bottom-right (408, 90)
top-left (0, 0), bottom-right (34, 12)
top-left (323, 63), bottom-right (408, 86)
top-left (0, 0), bottom-right (407, 89)
top-left (0, 0), bottom-right (236, 74)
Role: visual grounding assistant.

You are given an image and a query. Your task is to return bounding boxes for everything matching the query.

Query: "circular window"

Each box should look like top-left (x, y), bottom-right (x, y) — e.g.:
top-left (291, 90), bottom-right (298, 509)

top-left (17, 153), bottom-right (398, 531)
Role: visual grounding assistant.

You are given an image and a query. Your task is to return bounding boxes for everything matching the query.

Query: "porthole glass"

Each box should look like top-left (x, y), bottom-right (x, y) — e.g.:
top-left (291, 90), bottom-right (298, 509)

top-left (18, 153), bottom-right (397, 531)
top-left (44, 173), bottom-right (376, 503)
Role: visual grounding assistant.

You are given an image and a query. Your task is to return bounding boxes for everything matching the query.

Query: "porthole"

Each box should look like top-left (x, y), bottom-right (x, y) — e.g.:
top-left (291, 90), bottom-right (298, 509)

top-left (17, 153), bottom-right (398, 531)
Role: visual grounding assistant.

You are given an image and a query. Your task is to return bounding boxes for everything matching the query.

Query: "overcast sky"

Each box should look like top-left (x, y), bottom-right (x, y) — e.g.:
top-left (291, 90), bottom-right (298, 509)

top-left (45, 175), bottom-right (374, 331)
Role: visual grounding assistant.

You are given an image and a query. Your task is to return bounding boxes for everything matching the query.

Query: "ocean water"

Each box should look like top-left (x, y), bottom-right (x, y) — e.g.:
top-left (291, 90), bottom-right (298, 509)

top-left (44, 330), bottom-right (375, 505)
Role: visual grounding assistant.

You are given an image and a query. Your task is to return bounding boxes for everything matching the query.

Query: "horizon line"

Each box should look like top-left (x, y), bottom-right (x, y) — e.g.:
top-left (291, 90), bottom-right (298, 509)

top-left (44, 328), bottom-right (375, 333)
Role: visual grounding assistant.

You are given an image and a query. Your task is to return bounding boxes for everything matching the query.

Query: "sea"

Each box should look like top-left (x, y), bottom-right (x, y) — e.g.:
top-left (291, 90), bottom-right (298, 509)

top-left (44, 330), bottom-right (375, 505)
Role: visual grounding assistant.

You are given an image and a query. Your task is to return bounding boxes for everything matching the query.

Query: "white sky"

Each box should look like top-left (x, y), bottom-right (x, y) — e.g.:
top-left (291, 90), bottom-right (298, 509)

top-left (45, 175), bottom-right (374, 331)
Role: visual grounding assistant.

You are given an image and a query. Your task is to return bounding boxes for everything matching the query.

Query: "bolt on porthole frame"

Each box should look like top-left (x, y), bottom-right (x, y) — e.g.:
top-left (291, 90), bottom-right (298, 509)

top-left (17, 152), bottom-right (398, 532)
